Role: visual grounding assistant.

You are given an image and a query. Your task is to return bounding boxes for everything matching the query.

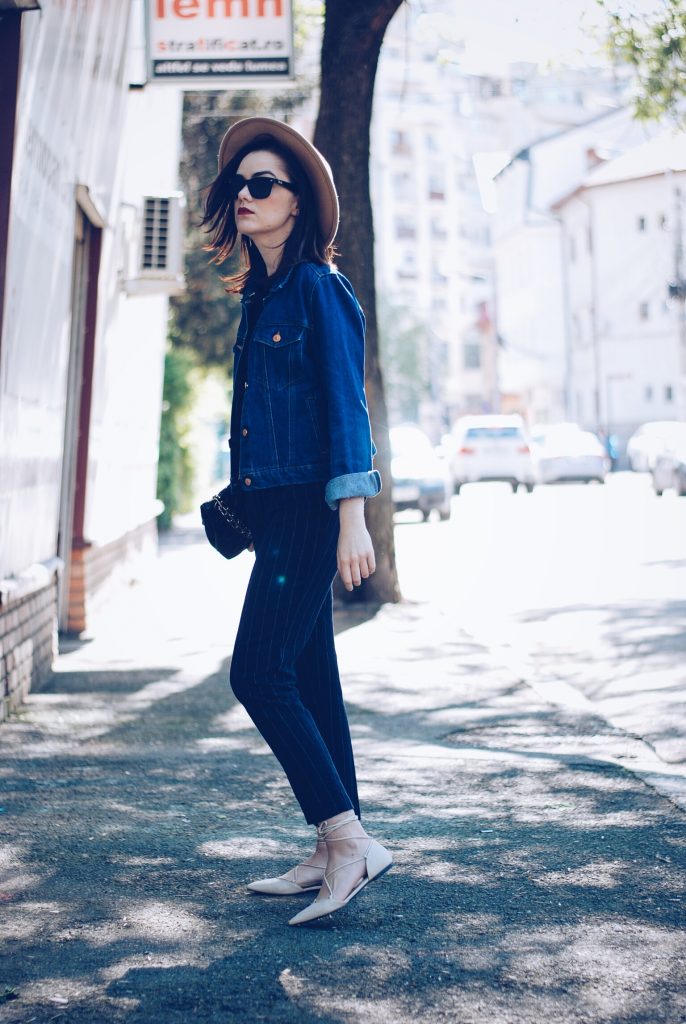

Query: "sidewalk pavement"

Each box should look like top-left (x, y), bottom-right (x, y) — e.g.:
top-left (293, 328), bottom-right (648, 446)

top-left (1, 523), bottom-right (685, 1024)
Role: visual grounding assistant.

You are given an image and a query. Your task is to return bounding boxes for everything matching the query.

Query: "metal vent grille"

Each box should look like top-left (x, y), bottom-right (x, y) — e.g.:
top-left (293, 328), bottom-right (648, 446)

top-left (141, 197), bottom-right (170, 271)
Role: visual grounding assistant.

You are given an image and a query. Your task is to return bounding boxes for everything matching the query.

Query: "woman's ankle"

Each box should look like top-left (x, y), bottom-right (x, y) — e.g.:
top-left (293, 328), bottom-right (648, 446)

top-left (317, 811), bottom-right (367, 843)
top-left (318, 809), bottom-right (357, 829)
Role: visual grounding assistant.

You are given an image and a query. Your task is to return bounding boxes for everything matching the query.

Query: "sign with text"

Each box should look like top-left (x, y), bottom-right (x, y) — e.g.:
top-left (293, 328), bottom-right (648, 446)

top-left (147, 0), bottom-right (293, 84)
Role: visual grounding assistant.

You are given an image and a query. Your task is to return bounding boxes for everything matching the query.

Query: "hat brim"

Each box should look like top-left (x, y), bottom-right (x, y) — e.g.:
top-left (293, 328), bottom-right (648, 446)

top-left (218, 117), bottom-right (340, 249)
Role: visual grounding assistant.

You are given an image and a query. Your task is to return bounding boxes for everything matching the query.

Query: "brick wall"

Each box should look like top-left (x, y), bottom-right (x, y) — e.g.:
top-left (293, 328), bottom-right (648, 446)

top-left (66, 518), bottom-right (158, 634)
top-left (0, 572), bottom-right (58, 723)
top-left (1, 516), bottom-right (159, 722)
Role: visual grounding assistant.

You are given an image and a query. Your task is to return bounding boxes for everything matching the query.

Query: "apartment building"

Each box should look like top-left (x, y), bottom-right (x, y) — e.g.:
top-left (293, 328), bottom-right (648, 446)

top-left (555, 132), bottom-right (686, 443)
top-left (371, 4), bottom-right (628, 435)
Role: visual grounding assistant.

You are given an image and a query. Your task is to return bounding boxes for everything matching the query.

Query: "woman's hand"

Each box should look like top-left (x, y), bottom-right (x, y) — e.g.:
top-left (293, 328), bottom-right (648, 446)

top-left (337, 497), bottom-right (376, 592)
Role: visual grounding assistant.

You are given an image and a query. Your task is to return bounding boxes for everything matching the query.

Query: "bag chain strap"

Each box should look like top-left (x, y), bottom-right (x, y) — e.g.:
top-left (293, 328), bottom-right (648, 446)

top-left (212, 493), bottom-right (253, 541)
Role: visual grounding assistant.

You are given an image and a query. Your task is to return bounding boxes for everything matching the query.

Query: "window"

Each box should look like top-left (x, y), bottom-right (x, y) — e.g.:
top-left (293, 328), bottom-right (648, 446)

top-left (479, 78), bottom-right (502, 98)
top-left (639, 302), bottom-right (650, 321)
top-left (464, 394), bottom-right (484, 413)
top-left (429, 166), bottom-right (445, 201)
top-left (665, 385), bottom-right (674, 402)
top-left (637, 216), bottom-right (646, 232)
top-left (392, 171), bottom-right (414, 202)
top-left (465, 426), bottom-right (523, 440)
top-left (391, 130), bottom-right (412, 157)
top-left (397, 249), bottom-right (417, 280)
top-left (645, 385), bottom-right (653, 402)
top-left (659, 214), bottom-right (668, 230)
top-left (431, 217), bottom-right (448, 241)
top-left (432, 259), bottom-right (448, 285)
top-left (569, 235), bottom-right (576, 262)
top-left (463, 343), bottom-right (481, 369)
top-left (395, 216), bottom-right (416, 240)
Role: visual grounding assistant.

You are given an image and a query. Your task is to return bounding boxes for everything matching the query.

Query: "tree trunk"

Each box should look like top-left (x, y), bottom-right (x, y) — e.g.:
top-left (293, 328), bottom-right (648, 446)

top-left (314, 0), bottom-right (403, 605)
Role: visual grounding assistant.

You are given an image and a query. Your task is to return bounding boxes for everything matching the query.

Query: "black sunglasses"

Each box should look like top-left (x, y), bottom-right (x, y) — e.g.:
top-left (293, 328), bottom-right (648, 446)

top-left (228, 174), bottom-right (298, 201)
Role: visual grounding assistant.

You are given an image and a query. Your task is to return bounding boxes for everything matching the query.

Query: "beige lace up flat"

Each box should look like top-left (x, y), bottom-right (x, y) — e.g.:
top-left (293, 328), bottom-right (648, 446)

top-left (288, 814), bottom-right (392, 925)
top-left (247, 837), bottom-right (327, 895)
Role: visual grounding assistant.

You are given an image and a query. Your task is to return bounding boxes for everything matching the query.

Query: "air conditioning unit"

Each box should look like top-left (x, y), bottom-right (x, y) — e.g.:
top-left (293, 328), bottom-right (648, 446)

top-left (122, 192), bottom-right (186, 296)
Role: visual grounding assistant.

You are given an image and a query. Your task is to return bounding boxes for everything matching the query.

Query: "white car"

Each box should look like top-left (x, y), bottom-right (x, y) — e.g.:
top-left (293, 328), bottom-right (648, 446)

top-left (627, 421), bottom-right (686, 472)
top-left (532, 424), bottom-right (608, 484)
top-left (651, 424), bottom-right (686, 496)
top-left (447, 414), bottom-right (535, 493)
top-left (390, 424), bottom-right (452, 521)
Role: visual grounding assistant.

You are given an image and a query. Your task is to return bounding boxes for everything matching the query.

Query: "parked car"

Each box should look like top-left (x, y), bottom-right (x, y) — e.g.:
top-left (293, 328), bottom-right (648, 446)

top-left (651, 424), bottom-right (686, 496)
top-left (627, 421), bottom-right (686, 472)
top-left (447, 414), bottom-right (535, 493)
top-left (390, 424), bottom-right (452, 521)
top-left (532, 423), bottom-right (608, 484)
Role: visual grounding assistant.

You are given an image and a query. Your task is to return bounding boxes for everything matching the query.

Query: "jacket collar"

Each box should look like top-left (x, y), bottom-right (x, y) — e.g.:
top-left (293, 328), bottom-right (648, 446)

top-left (241, 261), bottom-right (299, 304)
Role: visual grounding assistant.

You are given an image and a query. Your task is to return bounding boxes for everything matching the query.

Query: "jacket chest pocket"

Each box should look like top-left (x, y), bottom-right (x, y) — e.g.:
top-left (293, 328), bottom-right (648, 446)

top-left (254, 324), bottom-right (307, 391)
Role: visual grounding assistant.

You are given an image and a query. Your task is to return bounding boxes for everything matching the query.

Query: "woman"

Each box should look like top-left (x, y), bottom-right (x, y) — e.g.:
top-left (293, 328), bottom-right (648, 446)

top-left (201, 117), bottom-right (392, 926)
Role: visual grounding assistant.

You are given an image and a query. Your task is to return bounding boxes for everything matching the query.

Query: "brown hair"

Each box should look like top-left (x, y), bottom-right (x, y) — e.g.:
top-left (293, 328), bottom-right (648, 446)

top-left (200, 133), bottom-right (336, 292)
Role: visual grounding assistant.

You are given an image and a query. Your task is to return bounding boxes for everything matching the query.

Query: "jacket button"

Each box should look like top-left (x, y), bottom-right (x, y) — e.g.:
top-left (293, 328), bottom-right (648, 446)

top-left (242, 427), bottom-right (248, 437)
top-left (272, 332), bottom-right (281, 343)
top-left (244, 381), bottom-right (249, 389)
top-left (244, 477), bottom-right (251, 486)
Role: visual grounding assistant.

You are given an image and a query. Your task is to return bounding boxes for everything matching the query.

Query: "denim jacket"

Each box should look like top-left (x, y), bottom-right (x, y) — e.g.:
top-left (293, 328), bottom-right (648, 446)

top-left (231, 261), bottom-right (381, 511)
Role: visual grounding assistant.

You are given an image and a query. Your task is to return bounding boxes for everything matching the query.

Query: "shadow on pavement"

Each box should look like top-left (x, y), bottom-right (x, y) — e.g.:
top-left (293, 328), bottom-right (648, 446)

top-left (1, 552), bottom-right (685, 1023)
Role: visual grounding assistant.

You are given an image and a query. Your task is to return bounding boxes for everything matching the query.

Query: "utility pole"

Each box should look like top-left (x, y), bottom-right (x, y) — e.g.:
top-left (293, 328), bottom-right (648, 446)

top-left (584, 196), bottom-right (603, 432)
top-left (667, 180), bottom-right (686, 417)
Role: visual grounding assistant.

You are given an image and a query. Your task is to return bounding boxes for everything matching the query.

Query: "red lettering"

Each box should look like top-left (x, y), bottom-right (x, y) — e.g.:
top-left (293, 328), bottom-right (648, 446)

top-left (208, 0), bottom-right (249, 15)
top-left (173, 0), bottom-right (200, 15)
top-left (156, 0), bottom-right (284, 17)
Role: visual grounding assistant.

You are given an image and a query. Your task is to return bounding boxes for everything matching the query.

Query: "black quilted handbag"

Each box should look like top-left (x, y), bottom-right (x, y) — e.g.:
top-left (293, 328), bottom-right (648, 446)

top-left (200, 484), bottom-right (253, 560)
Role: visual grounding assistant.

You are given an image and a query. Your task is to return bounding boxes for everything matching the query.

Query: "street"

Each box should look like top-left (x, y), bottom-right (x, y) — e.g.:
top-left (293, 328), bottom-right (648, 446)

top-left (395, 471), bottom-right (686, 781)
top-left (1, 474), bottom-right (685, 1023)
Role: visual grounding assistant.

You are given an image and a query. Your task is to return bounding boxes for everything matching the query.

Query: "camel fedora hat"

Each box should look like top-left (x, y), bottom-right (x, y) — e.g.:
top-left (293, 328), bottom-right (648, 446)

top-left (218, 116), bottom-right (340, 248)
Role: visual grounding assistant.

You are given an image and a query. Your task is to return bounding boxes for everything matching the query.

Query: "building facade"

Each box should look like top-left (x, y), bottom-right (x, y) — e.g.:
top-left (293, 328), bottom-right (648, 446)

top-left (495, 112), bottom-right (683, 440)
top-left (555, 133), bottom-right (686, 444)
top-left (0, 2), bottom-right (183, 719)
top-left (371, 4), bottom-right (630, 436)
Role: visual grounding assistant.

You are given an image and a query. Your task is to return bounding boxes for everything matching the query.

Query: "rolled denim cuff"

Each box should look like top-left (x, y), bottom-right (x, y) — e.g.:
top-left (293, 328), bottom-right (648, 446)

top-left (325, 470), bottom-right (382, 511)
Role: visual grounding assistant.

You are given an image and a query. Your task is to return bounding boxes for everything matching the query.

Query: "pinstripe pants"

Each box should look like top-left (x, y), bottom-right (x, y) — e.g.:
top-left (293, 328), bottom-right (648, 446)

top-left (229, 482), bottom-right (360, 825)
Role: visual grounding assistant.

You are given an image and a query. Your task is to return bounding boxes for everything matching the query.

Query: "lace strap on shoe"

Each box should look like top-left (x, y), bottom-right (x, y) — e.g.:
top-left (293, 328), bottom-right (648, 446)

top-left (321, 851), bottom-right (368, 898)
top-left (316, 812), bottom-right (358, 840)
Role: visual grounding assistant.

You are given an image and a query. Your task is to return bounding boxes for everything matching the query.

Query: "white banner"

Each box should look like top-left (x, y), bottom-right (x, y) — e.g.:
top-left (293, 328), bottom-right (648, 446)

top-left (147, 0), bottom-right (293, 83)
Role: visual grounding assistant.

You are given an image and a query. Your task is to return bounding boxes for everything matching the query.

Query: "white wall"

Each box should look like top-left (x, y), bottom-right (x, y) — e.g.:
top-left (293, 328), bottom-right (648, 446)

top-left (561, 172), bottom-right (686, 441)
top-left (0, 1), bottom-right (132, 577)
top-left (84, 85), bottom-right (183, 547)
top-left (491, 107), bottom-right (667, 427)
top-left (0, 0), bottom-right (183, 575)
top-left (495, 219), bottom-right (567, 422)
